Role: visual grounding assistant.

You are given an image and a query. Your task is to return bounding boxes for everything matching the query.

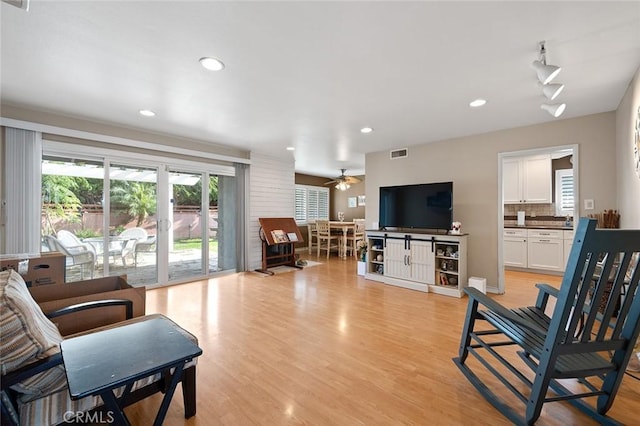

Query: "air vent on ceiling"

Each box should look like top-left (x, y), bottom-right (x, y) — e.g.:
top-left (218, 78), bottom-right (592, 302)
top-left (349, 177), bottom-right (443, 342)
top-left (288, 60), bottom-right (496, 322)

top-left (390, 148), bottom-right (408, 159)
top-left (2, 0), bottom-right (29, 10)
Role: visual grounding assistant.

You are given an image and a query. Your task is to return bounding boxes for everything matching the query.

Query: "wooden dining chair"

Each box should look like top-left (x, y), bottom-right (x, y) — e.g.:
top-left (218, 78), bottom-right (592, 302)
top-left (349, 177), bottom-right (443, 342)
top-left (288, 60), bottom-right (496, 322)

top-left (344, 219), bottom-right (366, 257)
top-left (315, 220), bottom-right (339, 258)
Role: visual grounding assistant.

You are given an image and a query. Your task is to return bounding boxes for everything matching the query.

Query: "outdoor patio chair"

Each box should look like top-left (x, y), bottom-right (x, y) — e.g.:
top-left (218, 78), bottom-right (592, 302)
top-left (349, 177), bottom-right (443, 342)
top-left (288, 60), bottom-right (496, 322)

top-left (134, 235), bottom-right (157, 266)
top-left (44, 235), bottom-right (95, 280)
top-left (56, 230), bottom-right (97, 261)
top-left (453, 218), bottom-right (640, 425)
top-left (117, 227), bottom-right (148, 267)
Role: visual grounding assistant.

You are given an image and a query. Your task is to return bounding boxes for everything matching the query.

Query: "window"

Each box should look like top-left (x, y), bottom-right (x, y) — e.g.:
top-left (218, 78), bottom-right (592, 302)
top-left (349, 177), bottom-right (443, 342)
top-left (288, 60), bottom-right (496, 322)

top-left (295, 185), bottom-right (329, 224)
top-left (555, 169), bottom-right (574, 216)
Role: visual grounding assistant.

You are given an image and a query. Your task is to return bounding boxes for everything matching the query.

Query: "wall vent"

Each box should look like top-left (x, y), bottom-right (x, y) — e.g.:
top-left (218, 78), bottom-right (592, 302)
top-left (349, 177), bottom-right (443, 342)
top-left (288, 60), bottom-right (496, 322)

top-left (390, 148), bottom-right (408, 159)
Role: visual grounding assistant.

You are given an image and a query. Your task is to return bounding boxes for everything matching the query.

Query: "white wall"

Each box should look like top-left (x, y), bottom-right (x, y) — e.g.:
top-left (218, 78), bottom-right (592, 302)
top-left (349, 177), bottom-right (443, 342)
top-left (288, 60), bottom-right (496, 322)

top-left (615, 66), bottom-right (640, 229)
top-left (248, 152), bottom-right (296, 270)
top-left (365, 112), bottom-right (617, 289)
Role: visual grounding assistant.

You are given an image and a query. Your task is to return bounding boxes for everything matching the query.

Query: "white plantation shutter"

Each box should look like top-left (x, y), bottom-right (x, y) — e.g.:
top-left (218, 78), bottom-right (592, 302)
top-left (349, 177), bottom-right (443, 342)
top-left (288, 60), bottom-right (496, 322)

top-left (295, 187), bottom-right (307, 222)
top-left (555, 169), bottom-right (574, 216)
top-left (294, 185), bottom-right (329, 224)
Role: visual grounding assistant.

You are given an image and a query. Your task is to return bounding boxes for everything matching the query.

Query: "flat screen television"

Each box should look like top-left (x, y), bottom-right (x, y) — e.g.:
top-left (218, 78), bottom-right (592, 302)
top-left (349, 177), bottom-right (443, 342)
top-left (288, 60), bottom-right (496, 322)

top-left (379, 182), bottom-right (453, 231)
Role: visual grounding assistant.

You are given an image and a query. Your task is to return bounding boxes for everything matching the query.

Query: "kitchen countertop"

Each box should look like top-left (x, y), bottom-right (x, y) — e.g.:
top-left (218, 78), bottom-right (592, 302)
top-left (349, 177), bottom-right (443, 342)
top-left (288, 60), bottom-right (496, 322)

top-left (505, 225), bottom-right (574, 230)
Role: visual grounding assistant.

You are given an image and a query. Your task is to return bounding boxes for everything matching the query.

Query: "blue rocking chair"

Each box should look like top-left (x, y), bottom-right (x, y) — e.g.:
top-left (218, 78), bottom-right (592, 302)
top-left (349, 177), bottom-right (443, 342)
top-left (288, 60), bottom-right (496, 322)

top-left (453, 218), bottom-right (640, 425)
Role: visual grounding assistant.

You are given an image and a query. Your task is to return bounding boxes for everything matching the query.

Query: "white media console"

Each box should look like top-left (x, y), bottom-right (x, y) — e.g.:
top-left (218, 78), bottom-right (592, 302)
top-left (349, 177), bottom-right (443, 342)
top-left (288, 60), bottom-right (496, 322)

top-left (365, 230), bottom-right (468, 298)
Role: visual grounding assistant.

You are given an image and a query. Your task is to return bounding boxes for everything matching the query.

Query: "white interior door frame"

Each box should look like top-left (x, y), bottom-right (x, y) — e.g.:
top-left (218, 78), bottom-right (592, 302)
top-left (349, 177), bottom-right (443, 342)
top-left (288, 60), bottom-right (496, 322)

top-left (496, 144), bottom-right (579, 293)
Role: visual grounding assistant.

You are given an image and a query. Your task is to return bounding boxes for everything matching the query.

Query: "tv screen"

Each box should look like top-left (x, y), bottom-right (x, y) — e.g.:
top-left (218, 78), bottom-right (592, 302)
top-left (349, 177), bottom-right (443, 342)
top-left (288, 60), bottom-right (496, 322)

top-left (379, 182), bottom-right (453, 230)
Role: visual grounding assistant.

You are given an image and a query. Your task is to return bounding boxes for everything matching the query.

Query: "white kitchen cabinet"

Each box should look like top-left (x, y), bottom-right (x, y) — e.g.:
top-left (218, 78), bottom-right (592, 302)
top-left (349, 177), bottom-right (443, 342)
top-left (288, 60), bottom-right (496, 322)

top-left (503, 154), bottom-right (552, 204)
top-left (503, 228), bottom-right (527, 268)
top-left (527, 229), bottom-right (564, 271)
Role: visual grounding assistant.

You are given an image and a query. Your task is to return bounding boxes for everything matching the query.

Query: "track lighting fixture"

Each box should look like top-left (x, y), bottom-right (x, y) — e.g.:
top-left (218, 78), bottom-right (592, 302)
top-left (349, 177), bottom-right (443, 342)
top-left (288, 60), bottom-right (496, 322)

top-left (534, 41), bottom-right (566, 117)
top-left (541, 103), bottom-right (566, 118)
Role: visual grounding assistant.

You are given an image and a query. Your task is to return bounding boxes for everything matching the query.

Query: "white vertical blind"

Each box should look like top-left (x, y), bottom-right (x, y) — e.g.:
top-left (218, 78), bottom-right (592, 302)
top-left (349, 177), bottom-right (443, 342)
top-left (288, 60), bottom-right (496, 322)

top-left (3, 128), bottom-right (42, 254)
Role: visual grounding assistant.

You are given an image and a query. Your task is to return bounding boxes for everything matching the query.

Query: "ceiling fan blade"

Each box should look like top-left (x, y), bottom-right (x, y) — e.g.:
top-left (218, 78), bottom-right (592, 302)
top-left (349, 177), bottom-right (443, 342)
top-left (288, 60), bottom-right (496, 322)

top-left (324, 179), bottom-right (338, 185)
top-left (344, 176), bottom-right (361, 184)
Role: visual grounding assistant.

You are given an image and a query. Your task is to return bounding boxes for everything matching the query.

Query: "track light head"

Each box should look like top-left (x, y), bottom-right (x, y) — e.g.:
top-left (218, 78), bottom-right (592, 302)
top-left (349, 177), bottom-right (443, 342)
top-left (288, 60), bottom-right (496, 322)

top-left (541, 103), bottom-right (566, 118)
top-left (533, 41), bottom-right (562, 84)
top-left (532, 60), bottom-right (562, 85)
top-left (541, 83), bottom-right (565, 100)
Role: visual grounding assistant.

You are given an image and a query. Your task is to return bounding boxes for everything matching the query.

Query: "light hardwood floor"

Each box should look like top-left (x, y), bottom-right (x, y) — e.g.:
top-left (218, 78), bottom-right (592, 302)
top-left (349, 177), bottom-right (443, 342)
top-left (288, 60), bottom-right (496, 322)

top-left (125, 256), bottom-right (640, 425)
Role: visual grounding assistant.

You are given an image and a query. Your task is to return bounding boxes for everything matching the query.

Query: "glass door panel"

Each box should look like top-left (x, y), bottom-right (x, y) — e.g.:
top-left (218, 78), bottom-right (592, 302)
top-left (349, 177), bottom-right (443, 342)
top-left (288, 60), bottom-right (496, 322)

top-left (41, 156), bottom-right (105, 282)
top-left (108, 163), bottom-right (158, 285)
top-left (168, 170), bottom-right (204, 281)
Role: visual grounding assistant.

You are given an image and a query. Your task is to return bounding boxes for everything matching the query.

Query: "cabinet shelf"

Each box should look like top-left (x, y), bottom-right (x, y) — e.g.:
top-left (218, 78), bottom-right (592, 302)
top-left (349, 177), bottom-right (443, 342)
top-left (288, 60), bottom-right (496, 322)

top-left (371, 260), bottom-right (384, 265)
top-left (436, 269), bottom-right (459, 275)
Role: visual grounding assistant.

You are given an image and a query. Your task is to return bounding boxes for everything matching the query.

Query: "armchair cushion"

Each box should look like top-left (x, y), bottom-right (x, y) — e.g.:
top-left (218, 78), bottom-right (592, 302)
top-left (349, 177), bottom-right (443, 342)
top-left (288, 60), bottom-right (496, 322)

top-left (0, 270), bottom-right (67, 402)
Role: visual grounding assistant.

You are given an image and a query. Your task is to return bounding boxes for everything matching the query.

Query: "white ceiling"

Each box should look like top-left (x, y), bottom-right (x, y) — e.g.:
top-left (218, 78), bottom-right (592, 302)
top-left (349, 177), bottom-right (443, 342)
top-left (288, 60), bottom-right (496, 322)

top-left (1, 1), bottom-right (639, 179)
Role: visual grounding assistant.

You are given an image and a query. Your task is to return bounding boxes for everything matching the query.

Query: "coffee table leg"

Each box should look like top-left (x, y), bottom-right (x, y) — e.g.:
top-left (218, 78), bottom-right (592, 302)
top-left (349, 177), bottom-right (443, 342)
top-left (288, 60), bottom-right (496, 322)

top-left (100, 390), bottom-right (130, 426)
top-left (153, 363), bottom-right (185, 426)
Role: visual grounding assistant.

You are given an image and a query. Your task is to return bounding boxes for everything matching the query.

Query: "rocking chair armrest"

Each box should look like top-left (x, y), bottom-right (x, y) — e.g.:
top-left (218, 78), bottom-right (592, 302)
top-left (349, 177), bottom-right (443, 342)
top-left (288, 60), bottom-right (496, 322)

top-left (535, 283), bottom-right (559, 298)
top-left (1, 353), bottom-right (63, 390)
top-left (45, 299), bottom-right (134, 320)
top-left (464, 287), bottom-right (547, 335)
top-left (534, 283), bottom-right (560, 310)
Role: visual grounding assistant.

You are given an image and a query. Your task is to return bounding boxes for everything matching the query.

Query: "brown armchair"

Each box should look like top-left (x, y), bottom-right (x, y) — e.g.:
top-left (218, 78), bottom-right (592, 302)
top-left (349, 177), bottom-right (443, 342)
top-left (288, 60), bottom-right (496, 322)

top-left (0, 270), bottom-right (200, 426)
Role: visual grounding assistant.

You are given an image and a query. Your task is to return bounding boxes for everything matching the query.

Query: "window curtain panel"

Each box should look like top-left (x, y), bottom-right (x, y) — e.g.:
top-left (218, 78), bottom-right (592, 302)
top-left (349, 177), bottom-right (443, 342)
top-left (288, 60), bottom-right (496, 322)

top-left (234, 162), bottom-right (248, 271)
top-left (3, 128), bottom-right (42, 255)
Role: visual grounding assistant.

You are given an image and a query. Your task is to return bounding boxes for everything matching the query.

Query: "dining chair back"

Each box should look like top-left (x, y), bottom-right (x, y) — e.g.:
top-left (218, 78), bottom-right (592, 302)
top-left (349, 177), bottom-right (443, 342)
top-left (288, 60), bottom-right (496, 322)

top-left (344, 219), bottom-right (366, 257)
top-left (315, 220), bottom-right (338, 258)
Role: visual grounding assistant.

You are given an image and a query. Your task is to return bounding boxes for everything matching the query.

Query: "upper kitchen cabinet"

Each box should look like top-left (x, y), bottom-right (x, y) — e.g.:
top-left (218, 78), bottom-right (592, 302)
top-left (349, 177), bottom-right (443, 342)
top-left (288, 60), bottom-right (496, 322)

top-left (503, 154), bottom-right (552, 204)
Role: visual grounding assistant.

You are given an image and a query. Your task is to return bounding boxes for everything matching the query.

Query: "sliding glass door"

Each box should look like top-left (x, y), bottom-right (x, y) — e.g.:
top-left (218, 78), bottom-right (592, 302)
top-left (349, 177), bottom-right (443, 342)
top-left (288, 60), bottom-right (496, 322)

top-left (41, 146), bottom-right (237, 286)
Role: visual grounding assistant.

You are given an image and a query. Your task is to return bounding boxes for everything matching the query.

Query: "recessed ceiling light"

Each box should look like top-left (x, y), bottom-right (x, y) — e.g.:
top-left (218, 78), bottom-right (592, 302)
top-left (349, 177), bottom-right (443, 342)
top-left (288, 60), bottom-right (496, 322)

top-left (139, 109), bottom-right (156, 117)
top-left (469, 99), bottom-right (487, 108)
top-left (286, 146), bottom-right (295, 151)
top-left (360, 127), bottom-right (374, 134)
top-left (199, 57), bottom-right (225, 71)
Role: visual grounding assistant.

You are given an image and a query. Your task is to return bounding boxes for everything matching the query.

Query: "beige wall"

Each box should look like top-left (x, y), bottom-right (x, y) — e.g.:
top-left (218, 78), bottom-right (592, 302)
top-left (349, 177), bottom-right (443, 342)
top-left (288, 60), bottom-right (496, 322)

top-left (330, 180), bottom-right (365, 222)
top-left (615, 66), bottom-right (640, 229)
top-left (365, 112), bottom-right (617, 289)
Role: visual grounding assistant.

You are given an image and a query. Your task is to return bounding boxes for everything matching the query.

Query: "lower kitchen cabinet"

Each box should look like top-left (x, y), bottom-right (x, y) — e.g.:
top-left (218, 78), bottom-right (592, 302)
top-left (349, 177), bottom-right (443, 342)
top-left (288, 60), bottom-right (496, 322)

top-left (526, 229), bottom-right (564, 272)
top-left (503, 229), bottom-right (527, 267)
top-left (504, 227), bottom-right (569, 273)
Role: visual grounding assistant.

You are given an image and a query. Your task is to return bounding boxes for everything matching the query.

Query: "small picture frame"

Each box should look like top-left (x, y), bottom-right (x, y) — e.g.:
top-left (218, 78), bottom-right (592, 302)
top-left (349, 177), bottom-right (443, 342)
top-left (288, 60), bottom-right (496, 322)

top-left (348, 197), bottom-right (357, 208)
top-left (357, 195), bottom-right (366, 206)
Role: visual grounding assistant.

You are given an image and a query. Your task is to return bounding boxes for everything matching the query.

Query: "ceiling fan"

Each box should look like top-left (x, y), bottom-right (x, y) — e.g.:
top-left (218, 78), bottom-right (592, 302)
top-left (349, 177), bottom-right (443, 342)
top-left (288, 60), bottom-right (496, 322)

top-left (325, 169), bottom-right (361, 190)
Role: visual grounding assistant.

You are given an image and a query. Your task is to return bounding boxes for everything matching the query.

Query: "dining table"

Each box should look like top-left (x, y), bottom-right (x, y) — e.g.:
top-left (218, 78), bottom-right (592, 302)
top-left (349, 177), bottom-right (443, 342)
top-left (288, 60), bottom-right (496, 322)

top-left (329, 221), bottom-right (355, 258)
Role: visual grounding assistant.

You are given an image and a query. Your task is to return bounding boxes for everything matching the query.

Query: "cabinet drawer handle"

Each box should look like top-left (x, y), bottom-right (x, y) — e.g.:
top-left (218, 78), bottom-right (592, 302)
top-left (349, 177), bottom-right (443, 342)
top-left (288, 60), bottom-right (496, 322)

top-left (539, 239), bottom-right (551, 242)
